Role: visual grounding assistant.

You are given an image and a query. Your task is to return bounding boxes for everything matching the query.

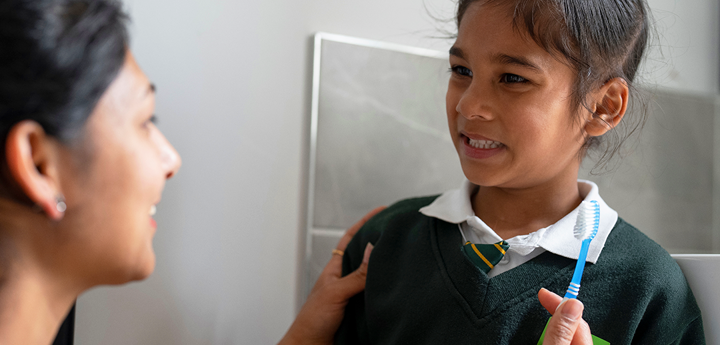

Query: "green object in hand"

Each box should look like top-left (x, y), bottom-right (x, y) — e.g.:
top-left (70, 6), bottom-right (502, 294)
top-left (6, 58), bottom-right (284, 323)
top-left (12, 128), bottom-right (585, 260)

top-left (537, 318), bottom-right (610, 345)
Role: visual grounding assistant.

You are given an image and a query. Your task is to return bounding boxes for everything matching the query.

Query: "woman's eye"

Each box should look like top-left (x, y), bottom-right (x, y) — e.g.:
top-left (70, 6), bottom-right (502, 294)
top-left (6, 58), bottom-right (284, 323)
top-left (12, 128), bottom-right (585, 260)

top-left (501, 74), bottom-right (527, 83)
top-left (144, 115), bottom-right (157, 127)
top-left (450, 65), bottom-right (472, 77)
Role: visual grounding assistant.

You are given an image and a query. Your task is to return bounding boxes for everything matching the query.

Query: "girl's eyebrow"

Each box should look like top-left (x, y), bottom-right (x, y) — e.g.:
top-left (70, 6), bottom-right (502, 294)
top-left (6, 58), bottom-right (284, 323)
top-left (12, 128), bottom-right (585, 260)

top-left (449, 47), bottom-right (543, 73)
top-left (449, 46), bottom-right (465, 59)
top-left (491, 53), bottom-right (542, 72)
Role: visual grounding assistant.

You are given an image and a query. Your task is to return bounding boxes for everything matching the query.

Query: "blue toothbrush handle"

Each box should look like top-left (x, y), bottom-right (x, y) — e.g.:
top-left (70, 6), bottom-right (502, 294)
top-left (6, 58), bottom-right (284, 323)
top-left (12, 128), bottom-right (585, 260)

top-left (563, 239), bottom-right (591, 299)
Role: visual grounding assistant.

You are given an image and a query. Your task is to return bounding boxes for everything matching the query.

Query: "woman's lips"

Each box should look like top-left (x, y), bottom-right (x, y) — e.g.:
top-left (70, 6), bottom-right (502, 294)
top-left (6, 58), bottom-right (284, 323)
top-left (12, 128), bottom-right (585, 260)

top-left (461, 133), bottom-right (504, 159)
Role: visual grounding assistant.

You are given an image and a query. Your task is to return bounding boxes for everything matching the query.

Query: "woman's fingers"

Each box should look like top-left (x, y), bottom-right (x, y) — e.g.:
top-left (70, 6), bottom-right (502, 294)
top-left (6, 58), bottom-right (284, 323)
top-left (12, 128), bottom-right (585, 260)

top-left (538, 287), bottom-right (563, 312)
top-left (332, 243), bottom-right (373, 300)
top-left (335, 206), bottom-right (386, 251)
top-left (279, 208), bottom-right (383, 345)
top-left (544, 299), bottom-right (584, 344)
top-left (325, 206), bottom-right (385, 277)
top-left (538, 288), bottom-right (593, 345)
top-left (573, 317), bottom-right (593, 344)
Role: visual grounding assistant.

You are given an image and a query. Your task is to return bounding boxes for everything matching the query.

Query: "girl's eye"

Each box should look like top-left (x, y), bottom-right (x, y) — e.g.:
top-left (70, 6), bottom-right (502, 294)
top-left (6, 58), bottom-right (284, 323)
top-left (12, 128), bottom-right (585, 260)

top-left (450, 65), bottom-right (473, 77)
top-left (500, 73), bottom-right (527, 84)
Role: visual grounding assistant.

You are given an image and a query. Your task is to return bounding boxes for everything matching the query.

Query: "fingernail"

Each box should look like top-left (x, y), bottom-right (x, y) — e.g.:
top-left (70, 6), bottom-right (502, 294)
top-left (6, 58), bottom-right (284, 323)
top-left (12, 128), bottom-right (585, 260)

top-left (559, 299), bottom-right (584, 321)
top-left (362, 243), bottom-right (374, 264)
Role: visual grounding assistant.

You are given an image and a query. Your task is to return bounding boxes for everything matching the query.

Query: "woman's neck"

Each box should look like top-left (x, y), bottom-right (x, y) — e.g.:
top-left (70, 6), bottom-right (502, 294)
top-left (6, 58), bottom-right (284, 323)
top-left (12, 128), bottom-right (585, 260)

top-left (473, 174), bottom-right (583, 240)
top-left (0, 200), bottom-right (80, 345)
top-left (0, 266), bottom-right (77, 345)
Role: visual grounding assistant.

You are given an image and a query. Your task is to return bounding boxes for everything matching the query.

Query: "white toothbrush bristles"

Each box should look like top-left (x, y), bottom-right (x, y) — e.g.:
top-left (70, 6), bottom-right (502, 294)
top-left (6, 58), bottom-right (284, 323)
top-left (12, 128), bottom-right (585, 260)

top-left (573, 200), bottom-right (600, 241)
top-left (562, 200), bottom-right (600, 300)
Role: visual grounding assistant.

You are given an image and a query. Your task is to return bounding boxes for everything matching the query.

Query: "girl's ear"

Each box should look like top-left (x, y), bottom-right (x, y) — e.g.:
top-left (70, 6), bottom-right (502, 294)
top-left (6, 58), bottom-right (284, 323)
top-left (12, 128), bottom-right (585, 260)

top-left (5, 120), bottom-right (65, 220)
top-left (584, 78), bottom-right (629, 137)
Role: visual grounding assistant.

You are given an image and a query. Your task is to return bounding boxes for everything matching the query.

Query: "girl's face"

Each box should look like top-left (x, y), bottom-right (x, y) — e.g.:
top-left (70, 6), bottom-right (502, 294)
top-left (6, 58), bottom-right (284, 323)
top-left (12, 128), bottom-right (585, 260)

top-left (57, 52), bottom-right (181, 285)
top-left (446, 2), bottom-right (587, 190)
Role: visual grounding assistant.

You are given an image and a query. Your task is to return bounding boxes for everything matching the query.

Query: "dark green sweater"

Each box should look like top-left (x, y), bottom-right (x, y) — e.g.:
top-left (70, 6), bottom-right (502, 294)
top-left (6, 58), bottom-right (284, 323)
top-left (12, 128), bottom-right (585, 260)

top-left (336, 196), bottom-right (705, 345)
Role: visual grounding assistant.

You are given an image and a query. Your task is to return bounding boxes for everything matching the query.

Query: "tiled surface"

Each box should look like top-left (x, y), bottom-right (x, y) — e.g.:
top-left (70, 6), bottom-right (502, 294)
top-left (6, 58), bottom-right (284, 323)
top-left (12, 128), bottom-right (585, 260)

top-left (579, 90), bottom-right (718, 253)
top-left (306, 230), bottom-right (344, 295)
top-left (312, 40), bottom-right (464, 230)
top-left (307, 36), bottom-right (720, 295)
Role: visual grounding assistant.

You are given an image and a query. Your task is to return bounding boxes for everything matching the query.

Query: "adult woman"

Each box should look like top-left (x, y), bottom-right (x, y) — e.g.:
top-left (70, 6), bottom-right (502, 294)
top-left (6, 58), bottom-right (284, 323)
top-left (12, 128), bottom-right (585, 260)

top-left (0, 0), bottom-right (179, 342)
top-left (0, 0), bottom-right (588, 344)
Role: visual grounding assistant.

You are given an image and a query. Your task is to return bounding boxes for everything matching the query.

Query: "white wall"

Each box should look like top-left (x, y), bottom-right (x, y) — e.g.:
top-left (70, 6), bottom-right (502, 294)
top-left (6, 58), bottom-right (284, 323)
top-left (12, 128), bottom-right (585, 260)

top-left (643, 0), bottom-right (719, 94)
top-left (75, 0), bottom-right (718, 344)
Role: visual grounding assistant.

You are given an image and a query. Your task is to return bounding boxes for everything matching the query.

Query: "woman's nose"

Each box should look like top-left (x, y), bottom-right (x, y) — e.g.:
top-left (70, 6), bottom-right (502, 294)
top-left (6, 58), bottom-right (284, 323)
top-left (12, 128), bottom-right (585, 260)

top-left (159, 133), bottom-right (181, 179)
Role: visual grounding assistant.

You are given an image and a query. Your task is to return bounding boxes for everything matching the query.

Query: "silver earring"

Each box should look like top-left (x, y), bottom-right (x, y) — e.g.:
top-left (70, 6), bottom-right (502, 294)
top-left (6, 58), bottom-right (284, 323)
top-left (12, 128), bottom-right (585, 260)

top-left (56, 195), bottom-right (67, 213)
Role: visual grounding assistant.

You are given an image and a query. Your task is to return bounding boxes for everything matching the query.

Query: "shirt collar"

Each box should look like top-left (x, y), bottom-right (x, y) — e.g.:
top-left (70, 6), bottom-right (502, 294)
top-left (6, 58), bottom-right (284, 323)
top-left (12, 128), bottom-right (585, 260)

top-left (419, 179), bottom-right (618, 263)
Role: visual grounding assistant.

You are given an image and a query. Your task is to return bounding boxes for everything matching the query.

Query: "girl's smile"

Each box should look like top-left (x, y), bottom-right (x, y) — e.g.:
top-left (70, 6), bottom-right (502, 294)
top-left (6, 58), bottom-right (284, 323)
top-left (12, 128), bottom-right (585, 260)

top-left (460, 132), bottom-right (505, 159)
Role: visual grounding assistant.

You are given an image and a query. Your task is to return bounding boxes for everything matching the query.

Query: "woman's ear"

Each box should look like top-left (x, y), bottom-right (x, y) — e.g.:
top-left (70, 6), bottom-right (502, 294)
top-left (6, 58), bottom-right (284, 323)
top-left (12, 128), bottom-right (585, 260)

top-left (5, 121), bottom-right (65, 220)
top-left (584, 78), bottom-right (629, 137)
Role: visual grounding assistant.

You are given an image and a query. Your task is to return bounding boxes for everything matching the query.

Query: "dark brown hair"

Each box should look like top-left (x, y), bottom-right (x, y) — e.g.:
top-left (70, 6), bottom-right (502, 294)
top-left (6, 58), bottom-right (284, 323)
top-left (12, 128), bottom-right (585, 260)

top-left (456, 0), bottom-right (650, 170)
top-left (0, 0), bottom-right (128, 196)
top-left (0, 0), bottom-right (128, 143)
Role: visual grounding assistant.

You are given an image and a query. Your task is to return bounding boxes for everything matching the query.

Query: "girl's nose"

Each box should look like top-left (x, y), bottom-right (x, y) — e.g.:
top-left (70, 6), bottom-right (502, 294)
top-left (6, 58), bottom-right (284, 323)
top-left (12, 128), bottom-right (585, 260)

top-left (456, 82), bottom-right (494, 121)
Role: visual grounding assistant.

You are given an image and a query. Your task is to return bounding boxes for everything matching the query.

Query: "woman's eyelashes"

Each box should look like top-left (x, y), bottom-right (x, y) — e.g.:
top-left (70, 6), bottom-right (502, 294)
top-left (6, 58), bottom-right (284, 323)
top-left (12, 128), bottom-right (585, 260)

top-left (143, 114), bottom-right (157, 128)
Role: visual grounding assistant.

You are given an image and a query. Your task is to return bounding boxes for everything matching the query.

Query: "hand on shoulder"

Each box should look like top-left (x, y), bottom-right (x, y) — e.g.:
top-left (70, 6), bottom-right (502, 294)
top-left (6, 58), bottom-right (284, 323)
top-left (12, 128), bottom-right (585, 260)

top-left (278, 207), bottom-right (385, 345)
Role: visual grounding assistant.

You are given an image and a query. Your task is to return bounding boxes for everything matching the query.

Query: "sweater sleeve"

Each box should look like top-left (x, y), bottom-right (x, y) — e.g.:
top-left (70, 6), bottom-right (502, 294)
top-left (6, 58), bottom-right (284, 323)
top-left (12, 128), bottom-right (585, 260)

top-left (625, 251), bottom-right (706, 345)
top-left (669, 317), bottom-right (705, 345)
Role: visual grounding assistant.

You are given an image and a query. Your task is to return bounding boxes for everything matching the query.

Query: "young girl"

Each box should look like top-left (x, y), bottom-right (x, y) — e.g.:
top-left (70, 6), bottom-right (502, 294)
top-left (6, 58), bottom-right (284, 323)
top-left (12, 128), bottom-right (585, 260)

top-left (335, 0), bottom-right (705, 344)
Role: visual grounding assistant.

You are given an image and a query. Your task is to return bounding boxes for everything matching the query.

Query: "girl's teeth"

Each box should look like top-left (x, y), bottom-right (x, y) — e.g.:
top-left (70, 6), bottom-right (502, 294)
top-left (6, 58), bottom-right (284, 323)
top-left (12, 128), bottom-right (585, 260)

top-left (468, 138), bottom-right (502, 149)
top-left (150, 205), bottom-right (157, 216)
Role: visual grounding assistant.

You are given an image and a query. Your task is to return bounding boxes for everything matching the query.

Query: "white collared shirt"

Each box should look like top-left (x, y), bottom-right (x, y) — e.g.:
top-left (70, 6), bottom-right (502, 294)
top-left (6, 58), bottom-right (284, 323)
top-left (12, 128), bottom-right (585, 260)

top-left (419, 179), bottom-right (618, 277)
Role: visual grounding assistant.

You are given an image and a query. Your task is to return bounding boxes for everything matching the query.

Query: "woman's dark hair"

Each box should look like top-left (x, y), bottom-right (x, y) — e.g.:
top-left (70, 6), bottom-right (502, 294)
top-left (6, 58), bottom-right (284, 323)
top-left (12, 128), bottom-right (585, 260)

top-left (455, 0), bottom-right (650, 170)
top-left (0, 0), bottom-right (128, 145)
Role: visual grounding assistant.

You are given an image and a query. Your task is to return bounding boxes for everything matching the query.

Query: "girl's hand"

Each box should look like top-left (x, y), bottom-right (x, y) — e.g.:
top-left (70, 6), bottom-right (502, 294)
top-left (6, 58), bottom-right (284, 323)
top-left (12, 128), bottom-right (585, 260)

top-left (278, 206), bottom-right (385, 345)
top-left (537, 288), bottom-right (593, 345)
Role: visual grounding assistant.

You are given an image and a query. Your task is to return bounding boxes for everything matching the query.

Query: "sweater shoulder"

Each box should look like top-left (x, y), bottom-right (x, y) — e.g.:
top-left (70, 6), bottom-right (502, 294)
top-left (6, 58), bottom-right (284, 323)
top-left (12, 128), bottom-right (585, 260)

top-left (353, 195), bottom-right (440, 243)
top-left (601, 218), bottom-right (688, 291)
top-left (386, 195), bottom-right (441, 215)
top-left (341, 195), bottom-right (439, 273)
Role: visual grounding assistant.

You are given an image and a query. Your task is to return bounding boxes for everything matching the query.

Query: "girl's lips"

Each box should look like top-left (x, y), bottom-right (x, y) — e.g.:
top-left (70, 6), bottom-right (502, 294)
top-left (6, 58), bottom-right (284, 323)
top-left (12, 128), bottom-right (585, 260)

top-left (461, 133), bottom-right (505, 159)
top-left (150, 217), bottom-right (157, 229)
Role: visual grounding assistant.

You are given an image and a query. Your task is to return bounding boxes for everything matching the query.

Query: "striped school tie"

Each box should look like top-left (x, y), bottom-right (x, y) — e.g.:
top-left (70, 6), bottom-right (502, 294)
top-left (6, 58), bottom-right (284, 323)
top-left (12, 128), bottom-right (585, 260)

top-left (462, 241), bottom-right (509, 274)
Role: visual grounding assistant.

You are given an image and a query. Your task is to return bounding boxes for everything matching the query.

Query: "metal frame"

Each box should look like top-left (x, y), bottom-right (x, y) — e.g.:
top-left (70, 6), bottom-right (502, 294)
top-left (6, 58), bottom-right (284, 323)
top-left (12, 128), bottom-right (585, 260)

top-left (715, 96), bottom-right (720, 253)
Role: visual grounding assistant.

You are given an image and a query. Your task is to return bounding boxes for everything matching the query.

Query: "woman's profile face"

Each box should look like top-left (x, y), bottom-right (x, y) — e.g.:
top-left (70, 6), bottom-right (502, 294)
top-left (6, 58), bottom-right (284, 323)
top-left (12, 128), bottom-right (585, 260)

top-left (57, 52), bottom-right (181, 285)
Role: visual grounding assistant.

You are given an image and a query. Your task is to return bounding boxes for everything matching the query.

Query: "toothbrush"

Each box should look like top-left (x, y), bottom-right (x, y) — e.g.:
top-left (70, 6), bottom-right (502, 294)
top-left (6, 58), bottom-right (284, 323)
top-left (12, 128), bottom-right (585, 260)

top-left (562, 200), bottom-right (600, 303)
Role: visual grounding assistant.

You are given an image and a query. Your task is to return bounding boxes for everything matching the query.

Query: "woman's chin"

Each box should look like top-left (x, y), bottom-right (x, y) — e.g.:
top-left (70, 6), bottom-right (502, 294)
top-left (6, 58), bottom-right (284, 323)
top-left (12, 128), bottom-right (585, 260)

top-left (131, 253), bottom-right (156, 282)
top-left (104, 252), bottom-right (156, 285)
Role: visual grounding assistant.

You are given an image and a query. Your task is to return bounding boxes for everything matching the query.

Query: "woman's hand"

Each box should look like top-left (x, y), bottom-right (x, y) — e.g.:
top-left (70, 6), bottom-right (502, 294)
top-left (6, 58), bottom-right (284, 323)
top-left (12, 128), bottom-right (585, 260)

top-left (279, 206), bottom-right (386, 345)
top-left (537, 288), bottom-right (593, 345)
